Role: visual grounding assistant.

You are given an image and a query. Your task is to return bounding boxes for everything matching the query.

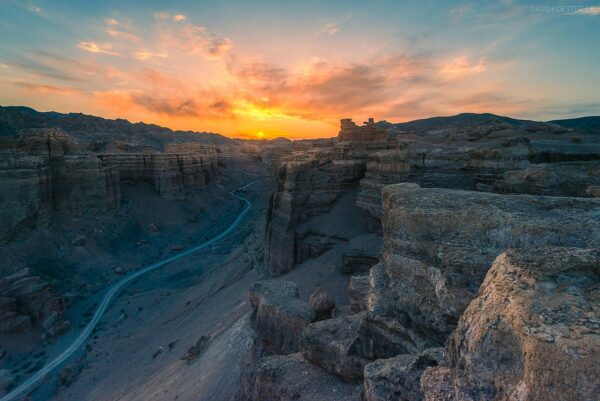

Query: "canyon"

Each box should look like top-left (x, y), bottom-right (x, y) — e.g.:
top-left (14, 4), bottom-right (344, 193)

top-left (0, 107), bottom-right (598, 401)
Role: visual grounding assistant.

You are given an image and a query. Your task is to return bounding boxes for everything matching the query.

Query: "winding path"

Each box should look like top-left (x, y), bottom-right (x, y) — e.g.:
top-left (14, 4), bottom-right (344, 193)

top-left (1, 180), bottom-right (259, 401)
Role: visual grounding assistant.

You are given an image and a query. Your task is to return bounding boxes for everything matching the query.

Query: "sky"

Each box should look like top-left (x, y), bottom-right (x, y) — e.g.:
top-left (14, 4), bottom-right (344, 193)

top-left (0, 0), bottom-right (599, 139)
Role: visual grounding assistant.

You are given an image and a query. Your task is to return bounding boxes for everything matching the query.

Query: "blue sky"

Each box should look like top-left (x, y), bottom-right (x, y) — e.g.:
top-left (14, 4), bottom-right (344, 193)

top-left (0, 0), bottom-right (599, 138)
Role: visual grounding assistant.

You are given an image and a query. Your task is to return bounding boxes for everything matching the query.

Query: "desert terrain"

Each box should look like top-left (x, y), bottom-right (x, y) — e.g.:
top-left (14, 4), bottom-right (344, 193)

top-left (0, 106), bottom-right (599, 401)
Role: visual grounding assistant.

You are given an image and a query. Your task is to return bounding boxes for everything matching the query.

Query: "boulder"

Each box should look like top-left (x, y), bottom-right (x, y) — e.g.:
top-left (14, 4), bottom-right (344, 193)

top-left (70, 235), bottom-right (87, 246)
top-left (300, 313), bottom-right (417, 382)
top-left (249, 280), bottom-right (315, 354)
top-left (340, 234), bottom-right (381, 274)
top-left (422, 247), bottom-right (600, 401)
top-left (364, 348), bottom-right (445, 401)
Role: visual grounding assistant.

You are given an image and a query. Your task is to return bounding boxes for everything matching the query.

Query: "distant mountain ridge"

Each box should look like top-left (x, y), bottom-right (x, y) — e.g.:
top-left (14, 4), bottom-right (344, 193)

top-left (549, 116), bottom-right (600, 134)
top-left (381, 112), bottom-right (600, 135)
top-left (0, 106), bottom-right (240, 148)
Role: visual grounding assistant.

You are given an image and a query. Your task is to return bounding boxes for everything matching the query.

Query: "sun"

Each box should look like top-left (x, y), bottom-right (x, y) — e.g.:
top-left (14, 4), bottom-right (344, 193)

top-left (256, 131), bottom-right (266, 139)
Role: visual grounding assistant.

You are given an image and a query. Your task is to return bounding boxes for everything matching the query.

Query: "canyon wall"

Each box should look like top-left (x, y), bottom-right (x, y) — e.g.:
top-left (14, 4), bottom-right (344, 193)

top-left (357, 124), bottom-right (600, 220)
top-left (248, 116), bottom-right (600, 401)
top-left (264, 149), bottom-right (367, 275)
top-left (0, 129), bottom-right (221, 240)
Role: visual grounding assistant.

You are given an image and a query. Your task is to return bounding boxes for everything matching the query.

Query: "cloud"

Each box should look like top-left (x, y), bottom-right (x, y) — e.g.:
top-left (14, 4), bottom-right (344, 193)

top-left (133, 51), bottom-right (168, 61)
top-left (319, 22), bottom-right (340, 35)
top-left (449, 4), bottom-right (472, 18)
top-left (78, 41), bottom-right (121, 56)
top-left (131, 94), bottom-right (199, 116)
top-left (575, 6), bottom-right (600, 15)
top-left (2, 57), bottom-right (83, 82)
top-left (15, 82), bottom-right (81, 95)
top-left (173, 14), bottom-right (187, 21)
top-left (105, 18), bottom-right (141, 42)
top-left (25, 3), bottom-right (42, 14)
top-left (158, 22), bottom-right (234, 60)
top-left (440, 56), bottom-right (485, 78)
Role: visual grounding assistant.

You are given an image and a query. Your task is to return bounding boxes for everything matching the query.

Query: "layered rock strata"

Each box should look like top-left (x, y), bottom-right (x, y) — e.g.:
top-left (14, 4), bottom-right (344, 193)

top-left (0, 128), bottom-right (219, 240)
top-left (358, 139), bottom-right (600, 220)
top-left (264, 152), bottom-right (367, 275)
top-left (371, 183), bottom-right (600, 349)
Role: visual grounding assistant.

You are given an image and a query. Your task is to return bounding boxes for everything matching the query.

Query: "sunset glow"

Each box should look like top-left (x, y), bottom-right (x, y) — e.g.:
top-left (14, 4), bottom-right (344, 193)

top-left (1, 1), bottom-right (599, 139)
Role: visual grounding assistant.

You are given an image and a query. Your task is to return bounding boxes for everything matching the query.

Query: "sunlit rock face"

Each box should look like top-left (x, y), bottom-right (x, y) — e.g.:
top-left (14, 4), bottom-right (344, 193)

top-left (338, 118), bottom-right (388, 144)
top-left (422, 247), bottom-right (600, 401)
top-left (370, 183), bottom-right (600, 349)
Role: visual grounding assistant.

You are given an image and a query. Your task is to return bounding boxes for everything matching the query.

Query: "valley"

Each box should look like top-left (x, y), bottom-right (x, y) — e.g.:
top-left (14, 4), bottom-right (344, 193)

top-left (0, 107), bottom-right (598, 401)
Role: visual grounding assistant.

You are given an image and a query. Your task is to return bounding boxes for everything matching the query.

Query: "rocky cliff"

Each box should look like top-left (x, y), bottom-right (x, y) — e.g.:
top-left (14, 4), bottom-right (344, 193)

top-left (371, 183), bottom-right (600, 348)
top-left (248, 114), bottom-right (600, 401)
top-left (0, 127), bottom-right (222, 240)
top-left (357, 122), bottom-right (600, 220)
top-left (422, 247), bottom-right (600, 401)
top-left (0, 129), bottom-right (120, 240)
top-left (264, 149), bottom-right (367, 275)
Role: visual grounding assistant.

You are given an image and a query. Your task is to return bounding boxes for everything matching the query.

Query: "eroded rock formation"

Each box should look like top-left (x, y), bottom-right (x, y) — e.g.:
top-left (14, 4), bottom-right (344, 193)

top-left (372, 183), bottom-right (600, 348)
top-left (249, 114), bottom-right (600, 401)
top-left (422, 247), bottom-right (600, 401)
top-left (264, 152), bottom-right (367, 275)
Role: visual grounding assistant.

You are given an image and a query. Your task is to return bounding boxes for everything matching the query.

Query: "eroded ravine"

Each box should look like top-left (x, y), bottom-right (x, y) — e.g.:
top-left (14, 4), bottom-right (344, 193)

top-left (1, 180), bottom-right (261, 401)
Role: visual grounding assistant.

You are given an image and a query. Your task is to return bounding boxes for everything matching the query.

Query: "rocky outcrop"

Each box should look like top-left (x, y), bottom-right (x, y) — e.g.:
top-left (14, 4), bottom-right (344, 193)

top-left (249, 280), bottom-right (315, 354)
top-left (251, 353), bottom-right (362, 401)
top-left (0, 268), bottom-right (69, 336)
top-left (99, 151), bottom-right (217, 200)
top-left (338, 118), bottom-right (387, 144)
top-left (264, 153), bottom-right (366, 275)
top-left (370, 183), bottom-right (600, 349)
top-left (364, 347), bottom-right (445, 401)
top-left (422, 247), bottom-right (600, 401)
top-left (300, 313), bottom-right (370, 381)
top-left (357, 139), bottom-right (600, 220)
top-left (300, 312), bottom-right (418, 382)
